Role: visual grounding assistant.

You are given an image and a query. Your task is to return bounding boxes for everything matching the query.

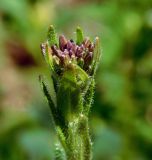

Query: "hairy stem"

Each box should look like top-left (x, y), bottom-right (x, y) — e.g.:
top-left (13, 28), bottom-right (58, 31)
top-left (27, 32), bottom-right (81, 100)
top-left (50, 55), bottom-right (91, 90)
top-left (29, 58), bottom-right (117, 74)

top-left (78, 115), bottom-right (92, 160)
top-left (62, 114), bottom-right (92, 160)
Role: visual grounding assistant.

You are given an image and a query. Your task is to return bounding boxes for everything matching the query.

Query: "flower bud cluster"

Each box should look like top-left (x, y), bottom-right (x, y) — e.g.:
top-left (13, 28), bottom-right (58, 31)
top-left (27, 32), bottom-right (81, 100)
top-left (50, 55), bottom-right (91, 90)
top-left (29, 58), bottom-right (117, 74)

top-left (40, 26), bottom-right (100, 76)
top-left (51, 35), bottom-right (94, 70)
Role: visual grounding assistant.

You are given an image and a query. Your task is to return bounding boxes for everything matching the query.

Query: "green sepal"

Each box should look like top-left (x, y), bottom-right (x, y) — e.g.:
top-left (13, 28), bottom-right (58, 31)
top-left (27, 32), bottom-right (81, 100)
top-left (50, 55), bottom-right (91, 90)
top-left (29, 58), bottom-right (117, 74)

top-left (83, 78), bottom-right (95, 116)
top-left (47, 25), bottom-right (58, 47)
top-left (45, 43), bottom-right (54, 71)
top-left (91, 37), bottom-right (101, 76)
top-left (77, 58), bottom-right (84, 69)
top-left (74, 64), bottom-right (89, 87)
top-left (76, 26), bottom-right (84, 45)
top-left (56, 65), bottom-right (89, 121)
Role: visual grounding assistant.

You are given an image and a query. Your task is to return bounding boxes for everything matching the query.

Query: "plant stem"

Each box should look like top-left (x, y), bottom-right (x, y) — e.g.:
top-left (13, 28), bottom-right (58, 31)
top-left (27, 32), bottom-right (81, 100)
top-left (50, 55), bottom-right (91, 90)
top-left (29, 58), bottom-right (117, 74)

top-left (64, 114), bottom-right (92, 160)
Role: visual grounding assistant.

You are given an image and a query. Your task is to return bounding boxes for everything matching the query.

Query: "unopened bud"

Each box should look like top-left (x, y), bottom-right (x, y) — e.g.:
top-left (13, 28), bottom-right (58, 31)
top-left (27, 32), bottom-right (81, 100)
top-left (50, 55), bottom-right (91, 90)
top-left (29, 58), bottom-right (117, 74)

top-left (59, 35), bottom-right (67, 51)
top-left (66, 40), bottom-right (73, 50)
top-left (84, 52), bottom-right (93, 66)
top-left (83, 37), bottom-right (91, 48)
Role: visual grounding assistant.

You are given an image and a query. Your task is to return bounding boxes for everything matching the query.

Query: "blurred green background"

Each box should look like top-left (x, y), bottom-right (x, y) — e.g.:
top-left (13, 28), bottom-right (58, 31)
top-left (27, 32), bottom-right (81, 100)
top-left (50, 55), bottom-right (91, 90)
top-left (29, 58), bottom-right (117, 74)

top-left (0, 0), bottom-right (152, 159)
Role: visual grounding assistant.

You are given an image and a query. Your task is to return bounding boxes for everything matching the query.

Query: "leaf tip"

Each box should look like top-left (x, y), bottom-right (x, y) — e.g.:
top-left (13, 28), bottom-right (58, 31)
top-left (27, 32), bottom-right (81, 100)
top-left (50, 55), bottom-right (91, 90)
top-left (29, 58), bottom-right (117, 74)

top-left (47, 25), bottom-right (57, 46)
top-left (76, 26), bottom-right (84, 45)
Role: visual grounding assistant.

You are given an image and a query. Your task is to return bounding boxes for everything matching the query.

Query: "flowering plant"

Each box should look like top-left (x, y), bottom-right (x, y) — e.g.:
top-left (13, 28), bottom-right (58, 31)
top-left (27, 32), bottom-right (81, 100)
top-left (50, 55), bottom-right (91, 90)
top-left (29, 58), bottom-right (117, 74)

top-left (39, 25), bottom-right (101, 160)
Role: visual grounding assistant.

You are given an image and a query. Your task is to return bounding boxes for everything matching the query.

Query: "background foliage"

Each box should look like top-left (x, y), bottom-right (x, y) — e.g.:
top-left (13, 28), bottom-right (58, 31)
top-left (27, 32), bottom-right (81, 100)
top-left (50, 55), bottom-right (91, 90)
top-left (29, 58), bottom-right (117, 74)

top-left (0, 0), bottom-right (152, 159)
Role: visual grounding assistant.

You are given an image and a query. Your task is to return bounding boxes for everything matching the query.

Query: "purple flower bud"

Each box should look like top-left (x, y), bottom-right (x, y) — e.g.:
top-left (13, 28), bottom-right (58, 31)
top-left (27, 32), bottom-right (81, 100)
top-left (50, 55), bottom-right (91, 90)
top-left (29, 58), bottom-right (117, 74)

top-left (71, 43), bottom-right (78, 53)
top-left (66, 40), bottom-right (73, 50)
top-left (51, 45), bottom-right (58, 55)
top-left (63, 49), bottom-right (69, 55)
top-left (76, 47), bottom-right (83, 58)
top-left (88, 44), bottom-right (94, 52)
top-left (69, 50), bottom-right (74, 57)
top-left (80, 44), bottom-right (85, 50)
top-left (59, 35), bottom-right (67, 51)
top-left (84, 52), bottom-right (93, 66)
top-left (51, 45), bottom-right (63, 58)
top-left (60, 54), bottom-right (65, 65)
top-left (83, 37), bottom-right (91, 48)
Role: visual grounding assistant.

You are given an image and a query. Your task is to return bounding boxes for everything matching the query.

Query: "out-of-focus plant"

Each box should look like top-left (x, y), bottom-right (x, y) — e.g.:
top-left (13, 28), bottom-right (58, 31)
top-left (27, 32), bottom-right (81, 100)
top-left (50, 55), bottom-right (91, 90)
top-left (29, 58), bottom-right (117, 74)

top-left (39, 25), bottom-right (101, 160)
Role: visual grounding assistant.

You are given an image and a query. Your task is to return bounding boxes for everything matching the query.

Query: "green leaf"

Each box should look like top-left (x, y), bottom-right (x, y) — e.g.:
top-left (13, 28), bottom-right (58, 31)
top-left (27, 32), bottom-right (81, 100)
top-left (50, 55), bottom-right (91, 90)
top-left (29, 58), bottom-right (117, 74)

top-left (39, 74), bottom-right (57, 106)
top-left (54, 143), bottom-right (66, 160)
top-left (56, 126), bottom-right (67, 151)
top-left (39, 75), bottom-right (60, 126)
